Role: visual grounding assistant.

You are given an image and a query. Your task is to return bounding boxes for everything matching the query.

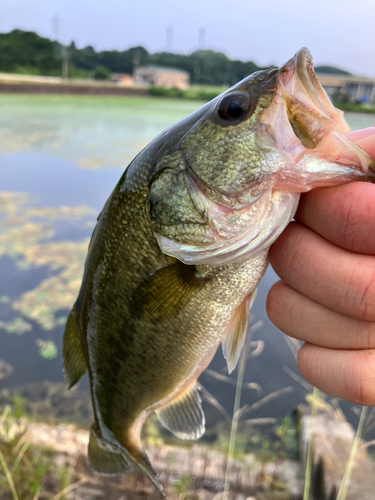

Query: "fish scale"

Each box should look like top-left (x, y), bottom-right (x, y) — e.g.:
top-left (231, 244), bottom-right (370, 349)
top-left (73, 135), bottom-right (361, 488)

top-left (62, 48), bottom-right (375, 494)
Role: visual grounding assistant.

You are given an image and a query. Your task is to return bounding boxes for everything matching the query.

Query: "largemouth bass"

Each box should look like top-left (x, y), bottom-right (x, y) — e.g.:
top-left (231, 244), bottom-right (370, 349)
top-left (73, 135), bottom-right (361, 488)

top-left (62, 48), bottom-right (375, 493)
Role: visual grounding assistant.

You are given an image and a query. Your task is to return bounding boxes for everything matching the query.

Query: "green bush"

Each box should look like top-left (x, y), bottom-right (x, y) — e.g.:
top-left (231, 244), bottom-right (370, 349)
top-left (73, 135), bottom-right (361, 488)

top-left (92, 65), bottom-right (111, 80)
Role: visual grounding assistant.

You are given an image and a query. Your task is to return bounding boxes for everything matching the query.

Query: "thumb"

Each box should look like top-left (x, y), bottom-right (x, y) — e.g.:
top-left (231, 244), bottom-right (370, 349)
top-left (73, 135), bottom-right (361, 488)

top-left (346, 126), bottom-right (375, 160)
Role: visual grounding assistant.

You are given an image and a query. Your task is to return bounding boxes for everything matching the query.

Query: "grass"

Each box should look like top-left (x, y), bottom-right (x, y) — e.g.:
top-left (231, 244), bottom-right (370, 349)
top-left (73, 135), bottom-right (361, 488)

top-left (333, 102), bottom-right (375, 113)
top-left (302, 387), bottom-right (319, 500)
top-left (0, 405), bottom-right (71, 500)
top-left (1, 334), bottom-right (373, 500)
top-left (336, 406), bottom-right (368, 500)
top-left (149, 85), bottom-right (225, 101)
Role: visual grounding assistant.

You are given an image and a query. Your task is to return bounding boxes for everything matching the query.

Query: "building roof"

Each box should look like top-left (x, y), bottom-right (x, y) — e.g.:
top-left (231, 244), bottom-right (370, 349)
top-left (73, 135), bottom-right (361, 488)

top-left (317, 73), bottom-right (375, 86)
top-left (135, 65), bottom-right (189, 76)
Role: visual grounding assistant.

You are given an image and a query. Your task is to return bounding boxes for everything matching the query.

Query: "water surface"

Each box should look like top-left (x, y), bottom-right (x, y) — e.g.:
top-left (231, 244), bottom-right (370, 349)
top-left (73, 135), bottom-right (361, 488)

top-left (1, 95), bottom-right (374, 432)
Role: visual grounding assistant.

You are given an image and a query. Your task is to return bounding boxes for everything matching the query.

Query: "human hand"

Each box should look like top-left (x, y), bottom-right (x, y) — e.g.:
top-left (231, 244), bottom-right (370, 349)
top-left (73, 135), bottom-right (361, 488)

top-left (267, 126), bottom-right (375, 405)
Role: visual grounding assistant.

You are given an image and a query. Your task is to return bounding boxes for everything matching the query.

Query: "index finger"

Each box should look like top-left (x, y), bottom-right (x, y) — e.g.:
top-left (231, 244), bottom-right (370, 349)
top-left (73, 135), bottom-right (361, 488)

top-left (295, 127), bottom-right (375, 255)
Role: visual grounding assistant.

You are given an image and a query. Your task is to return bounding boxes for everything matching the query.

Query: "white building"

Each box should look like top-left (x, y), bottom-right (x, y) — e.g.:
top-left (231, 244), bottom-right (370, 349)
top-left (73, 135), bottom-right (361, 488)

top-left (133, 65), bottom-right (190, 89)
top-left (318, 73), bottom-right (375, 103)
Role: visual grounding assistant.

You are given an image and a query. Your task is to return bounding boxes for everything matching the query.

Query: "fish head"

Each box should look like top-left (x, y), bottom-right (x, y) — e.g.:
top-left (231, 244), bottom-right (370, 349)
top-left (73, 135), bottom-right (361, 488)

top-left (149, 48), bottom-right (375, 266)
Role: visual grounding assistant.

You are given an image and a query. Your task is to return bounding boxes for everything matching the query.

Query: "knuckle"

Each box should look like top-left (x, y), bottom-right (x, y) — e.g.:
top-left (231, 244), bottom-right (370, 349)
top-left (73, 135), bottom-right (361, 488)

top-left (266, 281), bottom-right (295, 332)
top-left (266, 281), bottom-right (283, 318)
top-left (355, 266), bottom-right (375, 322)
top-left (354, 321), bottom-right (375, 350)
top-left (345, 351), bottom-right (375, 406)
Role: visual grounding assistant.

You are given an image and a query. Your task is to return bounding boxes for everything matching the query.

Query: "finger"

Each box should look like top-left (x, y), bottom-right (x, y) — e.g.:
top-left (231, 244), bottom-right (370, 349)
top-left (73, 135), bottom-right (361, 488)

top-left (295, 182), bottom-right (375, 254)
top-left (298, 343), bottom-right (375, 406)
top-left (295, 126), bottom-right (375, 254)
top-left (267, 281), bottom-right (375, 349)
top-left (347, 126), bottom-right (375, 159)
top-left (346, 126), bottom-right (375, 142)
top-left (269, 222), bottom-right (375, 322)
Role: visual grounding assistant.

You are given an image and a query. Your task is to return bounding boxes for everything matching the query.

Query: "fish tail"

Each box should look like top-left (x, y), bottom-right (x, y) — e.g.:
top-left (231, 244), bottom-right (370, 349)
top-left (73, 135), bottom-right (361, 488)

top-left (126, 445), bottom-right (164, 496)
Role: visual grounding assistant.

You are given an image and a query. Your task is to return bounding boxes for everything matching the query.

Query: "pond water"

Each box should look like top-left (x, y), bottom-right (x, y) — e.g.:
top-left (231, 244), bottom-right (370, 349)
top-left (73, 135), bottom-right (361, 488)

top-left (0, 95), bottom-right (374, 434)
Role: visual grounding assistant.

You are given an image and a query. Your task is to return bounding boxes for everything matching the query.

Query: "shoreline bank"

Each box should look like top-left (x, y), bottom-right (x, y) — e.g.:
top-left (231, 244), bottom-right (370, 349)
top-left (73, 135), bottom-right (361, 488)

top-left (0, 81), bottom-right (149, 96)
top-left (1, 82), bottom-right (375, 114)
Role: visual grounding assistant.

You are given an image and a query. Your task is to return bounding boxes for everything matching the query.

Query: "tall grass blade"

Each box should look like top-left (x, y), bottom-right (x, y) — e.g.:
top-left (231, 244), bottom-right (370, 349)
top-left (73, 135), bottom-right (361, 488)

top-left (222, 318), bottom-right (256, 500)
top-left (237, 386), bottom-right (293, 420)
top-left (303, 386), bottom-right (319, 500)
top-left (336, 406), bottom-right (368, 500)
top-left (0, 449), bottom-right (19, 500)
top-left (49, 478), bottom-right (88, 500)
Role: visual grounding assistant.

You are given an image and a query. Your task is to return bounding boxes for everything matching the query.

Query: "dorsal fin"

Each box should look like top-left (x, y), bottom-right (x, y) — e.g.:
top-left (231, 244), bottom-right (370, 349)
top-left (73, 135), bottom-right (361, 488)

top-left (222, 290), bottom-right (256, 374)
top-left (62, 304), bottom-right (87, 388)
top-left (156, 384), bottom-right (205, 440)
top-left (129, 262), bottom-right (208, 321)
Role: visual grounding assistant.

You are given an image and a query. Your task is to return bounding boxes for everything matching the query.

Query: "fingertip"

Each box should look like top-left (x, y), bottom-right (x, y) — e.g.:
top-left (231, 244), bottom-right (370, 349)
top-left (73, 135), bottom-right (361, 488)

top-left (266, 280), bottom-right (284, 324)
top-left (346, 127), bottom-right (375, 160)
top-left (297, 344), bottom-right (375, 406)
top-left (346, 126), bottom-right (375, 142)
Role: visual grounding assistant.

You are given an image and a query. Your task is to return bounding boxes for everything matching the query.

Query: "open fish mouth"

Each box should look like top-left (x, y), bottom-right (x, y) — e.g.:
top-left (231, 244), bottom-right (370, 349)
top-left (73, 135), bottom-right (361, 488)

top-left (277, 47), bottom-right (375, 176)
top-left (279, 48), bottom-right (349, 134)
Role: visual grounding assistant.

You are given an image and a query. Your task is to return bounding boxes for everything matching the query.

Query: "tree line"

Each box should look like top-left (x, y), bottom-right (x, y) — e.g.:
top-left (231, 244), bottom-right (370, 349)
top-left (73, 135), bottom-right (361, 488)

top-left (0, 29), bottom-right (350, 85)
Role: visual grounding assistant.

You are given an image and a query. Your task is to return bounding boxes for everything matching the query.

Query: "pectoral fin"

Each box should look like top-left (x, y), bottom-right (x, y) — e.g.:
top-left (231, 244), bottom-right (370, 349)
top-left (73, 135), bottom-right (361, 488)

top-left (222, 290), bottom-right (256, 374)
top-left (129, 262), bottom-right (208, 321)
top-left (62, 304), bottom-right (87, 388)
top-left (156, 384), bottom-right (205, 440)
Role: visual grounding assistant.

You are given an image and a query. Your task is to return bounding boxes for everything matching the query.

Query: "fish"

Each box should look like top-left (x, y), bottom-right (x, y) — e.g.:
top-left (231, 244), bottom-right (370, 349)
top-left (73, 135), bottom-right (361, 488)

top-left (62, 48), bottom-right (375, 493)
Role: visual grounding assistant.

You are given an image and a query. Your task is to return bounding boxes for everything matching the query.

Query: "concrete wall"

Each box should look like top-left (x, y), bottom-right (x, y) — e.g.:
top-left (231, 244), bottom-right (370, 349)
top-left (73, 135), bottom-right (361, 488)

top-left (0, 82), bottom-right (148, 96)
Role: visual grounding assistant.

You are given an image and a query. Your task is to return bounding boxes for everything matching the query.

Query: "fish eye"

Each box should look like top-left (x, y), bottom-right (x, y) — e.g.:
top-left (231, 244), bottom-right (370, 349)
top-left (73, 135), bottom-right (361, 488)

top-left (217, 92), bottom-right (250, 123)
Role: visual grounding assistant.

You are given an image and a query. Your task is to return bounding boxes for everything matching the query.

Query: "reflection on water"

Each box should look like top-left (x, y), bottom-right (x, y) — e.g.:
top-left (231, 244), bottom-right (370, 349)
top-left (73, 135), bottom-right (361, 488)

top-left (0, 191), bottom-right (95, 331)
top-left (0, 95), bottom-right (201, 170)
top-left (1, 96), bottom-right (375, 431)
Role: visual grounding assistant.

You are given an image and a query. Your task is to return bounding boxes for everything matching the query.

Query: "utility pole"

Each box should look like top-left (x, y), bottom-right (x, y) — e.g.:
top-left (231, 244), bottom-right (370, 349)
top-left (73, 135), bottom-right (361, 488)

top-left (61, 45), bottom-right (69, 80)
top-left (52, 15), bottom-right (59, 40)
top-left (194, 27), bottom-right (206, 84)
top-left (166, 26), bottom-right (173, 52)
top-left (198, 27), bottom-right (205, 50)
top-left (52, 14), bottom-right (68, 80)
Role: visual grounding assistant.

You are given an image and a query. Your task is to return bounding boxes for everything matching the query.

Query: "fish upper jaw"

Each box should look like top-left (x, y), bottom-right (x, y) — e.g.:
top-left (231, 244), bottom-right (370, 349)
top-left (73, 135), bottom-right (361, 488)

top-left (260, 47), bottom-right (375, 191)
top-left (280, 48), bottom-right (350, 134)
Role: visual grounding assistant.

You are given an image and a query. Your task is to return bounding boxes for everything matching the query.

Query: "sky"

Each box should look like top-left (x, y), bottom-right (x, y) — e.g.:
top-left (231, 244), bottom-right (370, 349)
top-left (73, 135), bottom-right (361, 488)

top-left (1, 0), bottom-right (375, 77)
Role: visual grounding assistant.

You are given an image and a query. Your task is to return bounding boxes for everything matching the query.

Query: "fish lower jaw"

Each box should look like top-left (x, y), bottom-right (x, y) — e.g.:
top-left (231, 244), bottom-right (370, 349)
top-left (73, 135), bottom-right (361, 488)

top-left (155, 190), bottom-right (300, 266)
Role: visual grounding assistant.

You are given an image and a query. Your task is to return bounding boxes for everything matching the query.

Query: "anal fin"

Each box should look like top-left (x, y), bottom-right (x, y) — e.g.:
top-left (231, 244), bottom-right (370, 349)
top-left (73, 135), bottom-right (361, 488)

top-left (222, 290), bottom-right (256, 374)
top-left (62, 304), bottom-right (87, 388)
top-left (88, 425), bottom-right (130, 475)
top-left (156, 384), bottom-right (205, 440)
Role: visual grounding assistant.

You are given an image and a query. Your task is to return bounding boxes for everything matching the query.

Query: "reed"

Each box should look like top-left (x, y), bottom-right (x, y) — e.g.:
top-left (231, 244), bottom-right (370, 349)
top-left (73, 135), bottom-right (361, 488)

top-left (336, 406), bottom-right (368, 500)
top-left (302, 386), bottom-right (319, 500)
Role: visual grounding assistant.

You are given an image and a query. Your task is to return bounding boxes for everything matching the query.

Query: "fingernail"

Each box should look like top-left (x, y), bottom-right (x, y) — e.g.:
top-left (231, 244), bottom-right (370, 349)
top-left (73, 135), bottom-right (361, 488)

top-left (346, 127), bottom-right (375, 141)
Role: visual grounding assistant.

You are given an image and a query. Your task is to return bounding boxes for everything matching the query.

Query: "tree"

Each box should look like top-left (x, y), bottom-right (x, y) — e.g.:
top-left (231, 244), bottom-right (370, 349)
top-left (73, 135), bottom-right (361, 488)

top-left (93, 65), bottom-right (111, 80)
top-left (0, 29), bottom-right (60, 74)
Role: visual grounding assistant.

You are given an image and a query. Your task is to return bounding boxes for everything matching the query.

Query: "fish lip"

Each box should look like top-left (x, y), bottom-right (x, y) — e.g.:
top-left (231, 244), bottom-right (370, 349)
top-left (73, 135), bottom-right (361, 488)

top-left (279, 48), bottom-right (325, 113)
top-left (279, 48), bottom-right (350, 132)
top-left (279, 49), bottom-right (375, 176)
top-left (295, 48), bottom-right (326, 114)
top-left (295, 49), bottom-right (375, 174)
